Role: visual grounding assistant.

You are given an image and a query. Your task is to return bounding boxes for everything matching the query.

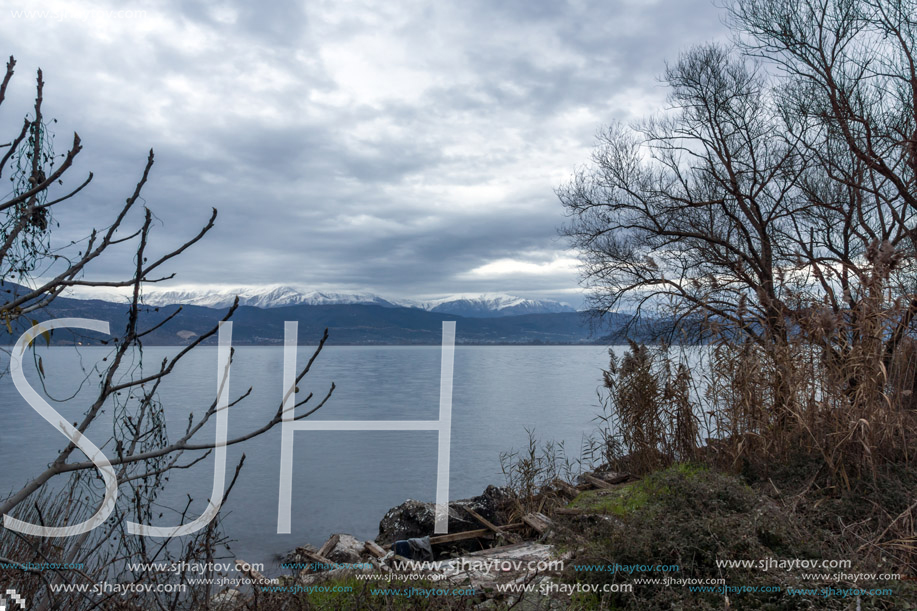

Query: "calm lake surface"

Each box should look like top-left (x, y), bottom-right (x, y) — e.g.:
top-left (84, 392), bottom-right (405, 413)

top-left (0, 345), bottom-right (612, 570)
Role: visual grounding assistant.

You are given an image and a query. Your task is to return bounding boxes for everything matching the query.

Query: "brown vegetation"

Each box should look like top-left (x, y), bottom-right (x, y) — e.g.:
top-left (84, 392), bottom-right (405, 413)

top-left (561, 0), bottom-right (917, 578)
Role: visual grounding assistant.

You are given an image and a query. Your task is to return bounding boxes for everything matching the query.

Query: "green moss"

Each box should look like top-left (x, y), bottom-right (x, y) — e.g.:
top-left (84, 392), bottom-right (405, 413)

top-left (569, 488), bottom-right (635, 516)
top-left (555, 465), bottom-right (850, 610)
top-left (568, 463), bottom-right (709, 517)
top-left (670, 462), bottom-right (707, 478)
top-left (295, 576), bottom-right (372, 609)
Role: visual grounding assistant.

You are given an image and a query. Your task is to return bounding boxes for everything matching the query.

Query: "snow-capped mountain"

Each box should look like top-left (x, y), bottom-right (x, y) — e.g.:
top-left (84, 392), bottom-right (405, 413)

top-left (415, 294), bottom-right (575, 317)
top-left (69, 285), bottom-right (576, 317)
top-left (137, 286), bottom-right (398, 309)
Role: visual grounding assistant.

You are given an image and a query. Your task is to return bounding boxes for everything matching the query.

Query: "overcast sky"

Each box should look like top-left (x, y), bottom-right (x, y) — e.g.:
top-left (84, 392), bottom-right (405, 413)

top-left (2, 0), bottom-right (728, 306)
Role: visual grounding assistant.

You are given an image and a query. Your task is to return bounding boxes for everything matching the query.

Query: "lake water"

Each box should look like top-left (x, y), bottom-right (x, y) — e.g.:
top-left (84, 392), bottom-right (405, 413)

top-left (0, 345), bottom-right (612, 571)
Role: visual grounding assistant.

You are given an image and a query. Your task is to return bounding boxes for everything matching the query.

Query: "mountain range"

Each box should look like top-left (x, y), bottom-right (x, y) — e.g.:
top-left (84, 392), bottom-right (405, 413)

top-left (0, 283), bottom-right (624, 346)
top-left (102, 286), bottom-right (577, 318)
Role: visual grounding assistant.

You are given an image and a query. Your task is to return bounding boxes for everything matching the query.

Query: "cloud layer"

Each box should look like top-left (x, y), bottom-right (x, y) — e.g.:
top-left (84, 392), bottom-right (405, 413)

top-left (1, 0), bottom-right (728, 305)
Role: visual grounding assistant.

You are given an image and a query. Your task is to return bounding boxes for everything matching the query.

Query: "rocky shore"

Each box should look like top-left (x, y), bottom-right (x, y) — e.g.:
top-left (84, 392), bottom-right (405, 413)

top-left (209, 458), bottom-right (917, 610)
top-left (214, 470), bottom-right (632, 609)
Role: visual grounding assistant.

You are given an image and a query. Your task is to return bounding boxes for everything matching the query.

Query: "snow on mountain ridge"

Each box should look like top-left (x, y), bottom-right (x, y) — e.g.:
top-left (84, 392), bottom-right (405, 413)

top-left (416, 293), bottom-right (528, 309)
top-left (70, 286), bottom-right (576, 316)
top-left (139, 286), bottom-right (397, 309)
top-left (423, 294), bottom-right (575, 317)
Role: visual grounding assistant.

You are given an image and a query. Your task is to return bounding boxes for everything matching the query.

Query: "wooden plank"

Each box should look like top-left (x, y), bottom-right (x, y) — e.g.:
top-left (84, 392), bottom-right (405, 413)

top-left (236, 559), bottom-right (277, 584)
top-left (553, 479), bottom-right (580, 498)
top-left (288, 549), bottom-right (334, 573)
top-left (583, 473), bottom-right (613, 489)
top-left (430, 522), bottom-right (525, 545)
top-left (429, 527), bottom-right (494, 545)
top-left (317, 534), bottom-right (340, 558)
top-left (522, 512), bottom-right (553, 534)
top-left (462, 506), bottom-right (521, 543)
top-left (383, 529), bottom-right (493, 551)
top-left (584, 472), bottom-right (630, 488)
top-left (382, 522), bottom-right (525, 550)
top-left (364, 540), bottom-right (387, 559)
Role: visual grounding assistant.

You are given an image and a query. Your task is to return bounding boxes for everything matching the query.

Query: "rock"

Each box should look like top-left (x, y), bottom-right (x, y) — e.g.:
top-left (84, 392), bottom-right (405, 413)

top-left (436, 542), bottom-right (569, 593)
top-left (377, 499), bottom-right (441, 543)
top-left (283, 534), bottom-right (372, 576)
top-left (377, 485), bottom-right (512, 546)
top-left (324, 533), bottom-right (365, 565)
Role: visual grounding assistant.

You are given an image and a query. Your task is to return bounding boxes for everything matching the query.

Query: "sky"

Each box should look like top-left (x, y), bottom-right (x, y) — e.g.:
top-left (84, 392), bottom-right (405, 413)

top-left (1, 0), bottom-right (729, 307)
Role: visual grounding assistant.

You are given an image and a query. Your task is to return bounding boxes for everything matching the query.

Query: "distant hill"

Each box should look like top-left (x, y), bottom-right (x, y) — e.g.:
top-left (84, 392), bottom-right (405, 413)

top-left (135, 286), bottom-right (401, 309)
top-left (0, 282), bottom-right (625, 346)
top-left (75, 286), bottom-right (577, 318)
top-left (421, 294), bottom-right (575, 317)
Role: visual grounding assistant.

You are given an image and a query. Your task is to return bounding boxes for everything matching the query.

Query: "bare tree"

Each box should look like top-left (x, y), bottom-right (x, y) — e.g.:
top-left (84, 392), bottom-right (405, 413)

top-left (559, 44), bottom-right (806, 347)
top-left (728, 0), bottom-right (917, 222)
top-left (727, 0), bottom-right (917, 377)
top-left (559, 1), bottom-right (917, 486)
top-left (0, 57), bottom-right (335, 610)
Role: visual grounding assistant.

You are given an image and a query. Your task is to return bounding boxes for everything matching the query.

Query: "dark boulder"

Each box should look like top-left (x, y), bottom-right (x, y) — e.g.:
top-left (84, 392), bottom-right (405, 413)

top-left (376, 485), bottom-right (512, 548)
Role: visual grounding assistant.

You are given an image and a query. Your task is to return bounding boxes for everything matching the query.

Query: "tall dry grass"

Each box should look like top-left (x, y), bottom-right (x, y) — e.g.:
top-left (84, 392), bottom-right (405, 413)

top-left (597, 260), bottom-right (917, 570)
top-left (598, 342), bottom-right (700, 475)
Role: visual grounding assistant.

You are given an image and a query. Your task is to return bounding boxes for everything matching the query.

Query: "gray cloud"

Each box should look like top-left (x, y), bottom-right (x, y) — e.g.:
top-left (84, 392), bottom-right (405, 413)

top-left (0, 0), bottom-right (728, 306)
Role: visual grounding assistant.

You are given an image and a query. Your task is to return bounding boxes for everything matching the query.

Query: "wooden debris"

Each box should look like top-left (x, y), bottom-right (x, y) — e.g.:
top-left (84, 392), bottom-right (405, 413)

top-left (462, 505), bottom-right (521, 544)
top-left (235, 559), bottom-right (276, 584)
top-left (382, 522), bottom-right (526, 550)
top-left (435, 542), bottom-right (568, 589)
top-left (317, 534), bottom-right (340, 559)
top-left (583, 473), bottom-right (613, 489)
top-left (325, 534), bottom-right (364, 564)
top-left (584, 472), bottom-right (630, 489)
top-left (364, 540), bottom-right (387, 559)
top-left (552, 479), bottom-right (580, 498)
top-left (521, 512), bottom-right (553, 535)
top-left (294, 548), bottom-right (334, 569)
top-left (430, 527), bottom-right (494, 545)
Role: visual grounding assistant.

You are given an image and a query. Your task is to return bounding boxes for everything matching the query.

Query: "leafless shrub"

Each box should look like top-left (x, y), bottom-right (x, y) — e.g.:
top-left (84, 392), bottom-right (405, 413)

top-left (597, 343), bottom-right (700, 475)
top-left (499, 428), bottom-right (579, 518)
top-left (0, 57), bottom-right (336, 609)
